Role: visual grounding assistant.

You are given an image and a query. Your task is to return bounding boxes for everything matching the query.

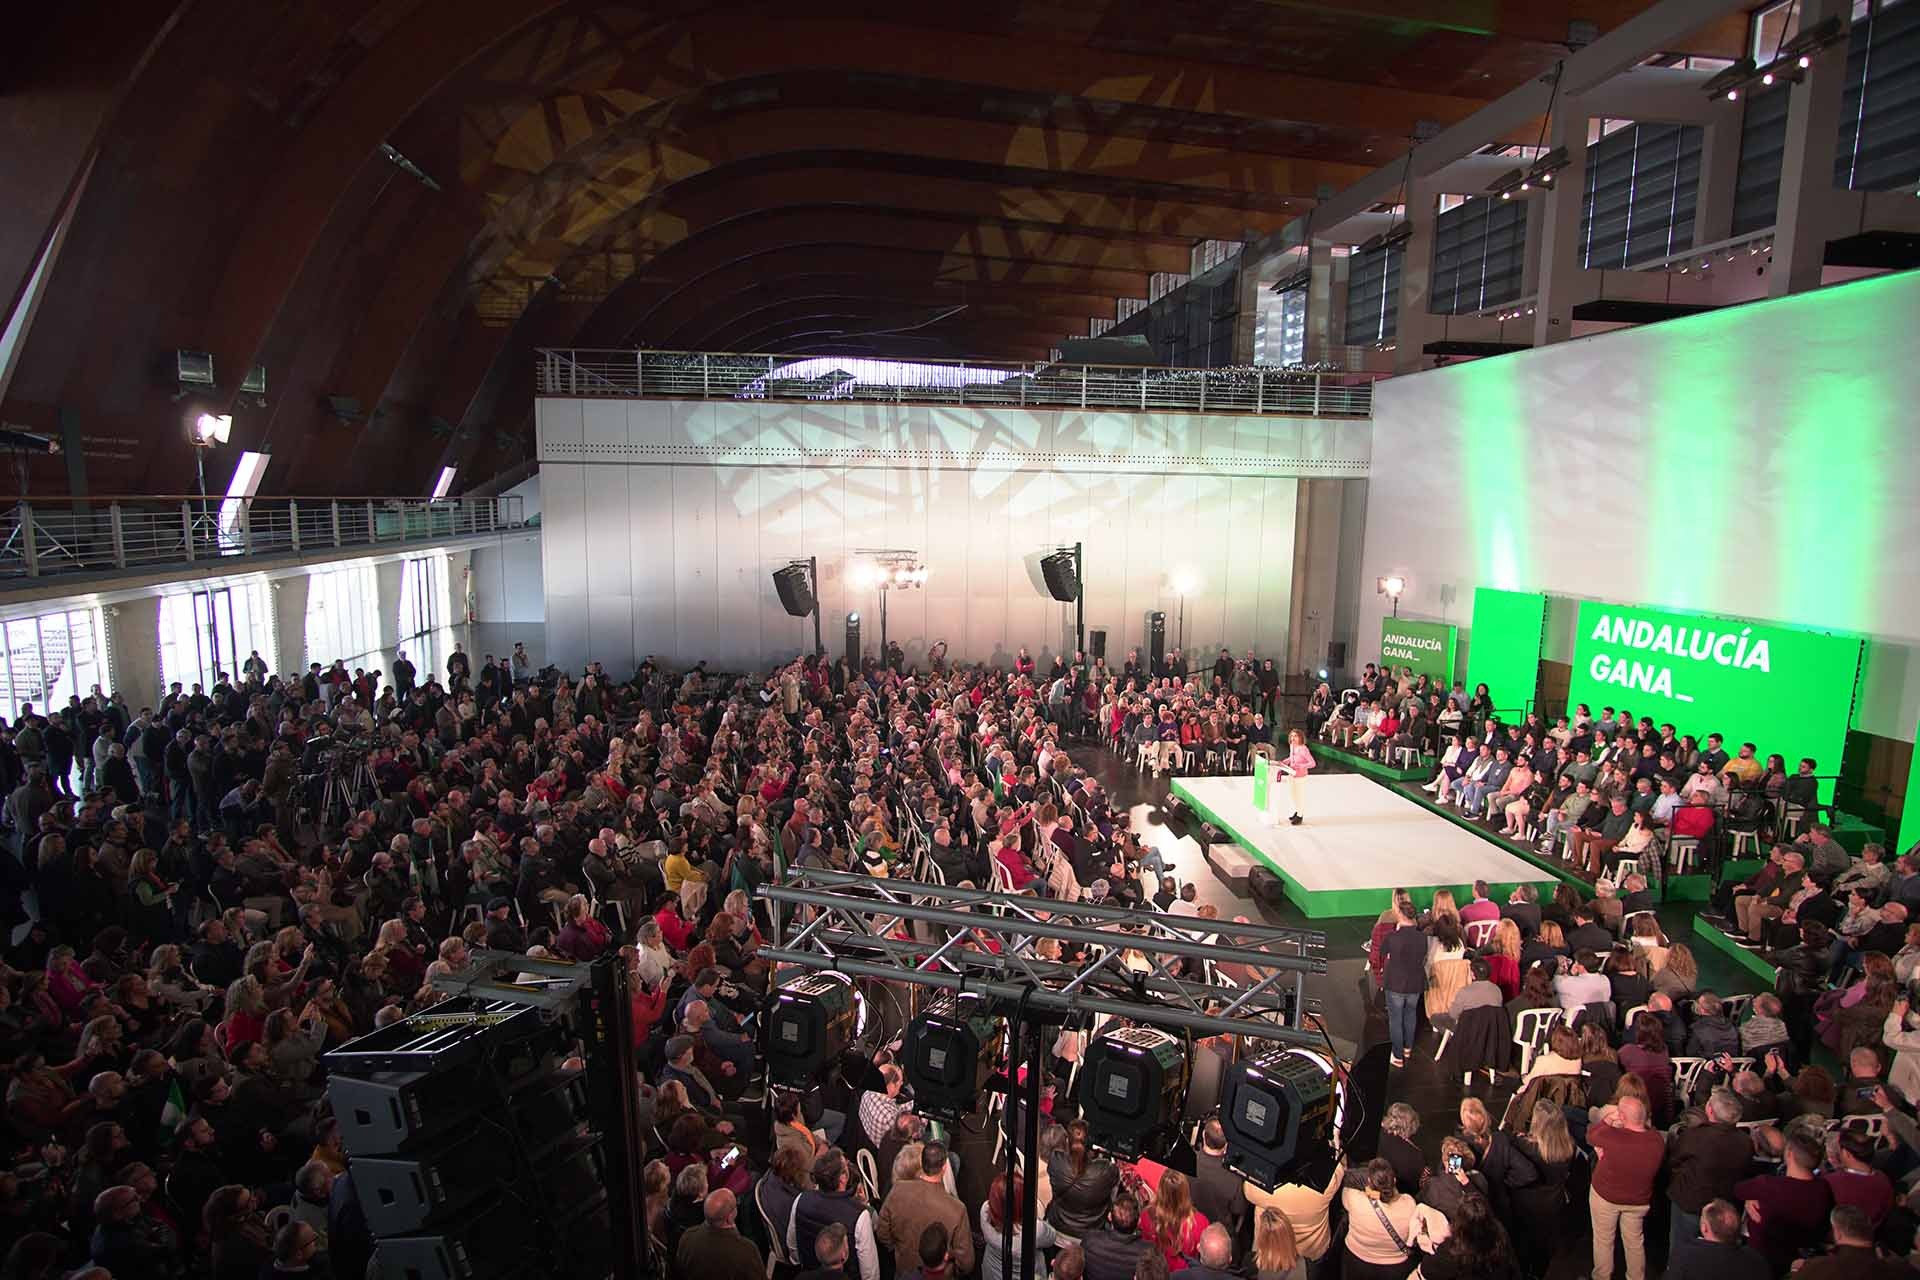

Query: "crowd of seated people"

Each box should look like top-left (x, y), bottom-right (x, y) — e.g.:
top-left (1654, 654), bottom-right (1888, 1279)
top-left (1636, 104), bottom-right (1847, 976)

top-left (1396, 691), bottom-right (1830, 882)
top-left (0, 636), bottom-right (1320, 1278)
top-left (0, 636), bottom-right (1912, 1280)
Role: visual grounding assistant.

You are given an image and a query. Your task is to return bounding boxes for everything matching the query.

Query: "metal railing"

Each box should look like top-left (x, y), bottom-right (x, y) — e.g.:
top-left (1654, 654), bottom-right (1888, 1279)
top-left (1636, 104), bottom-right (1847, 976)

top-left (0, 495), bottom-right (528, 582)
top-left (536, 349), bottom-right (1374, 417)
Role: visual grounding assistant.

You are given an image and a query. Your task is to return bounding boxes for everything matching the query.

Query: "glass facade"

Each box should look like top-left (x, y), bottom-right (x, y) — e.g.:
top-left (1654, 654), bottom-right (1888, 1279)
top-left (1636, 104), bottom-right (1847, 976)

top-left (0, 608), bottom-right (107, 717)
top-left (158, 579), bottom-right (276, 691)
top-left (304, 561), bottom-right (382, 668)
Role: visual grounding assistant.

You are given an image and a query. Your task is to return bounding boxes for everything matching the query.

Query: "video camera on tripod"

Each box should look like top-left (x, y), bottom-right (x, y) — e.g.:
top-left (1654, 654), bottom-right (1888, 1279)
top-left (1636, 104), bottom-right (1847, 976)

top-left (303, 730), bottom-right (377, 829)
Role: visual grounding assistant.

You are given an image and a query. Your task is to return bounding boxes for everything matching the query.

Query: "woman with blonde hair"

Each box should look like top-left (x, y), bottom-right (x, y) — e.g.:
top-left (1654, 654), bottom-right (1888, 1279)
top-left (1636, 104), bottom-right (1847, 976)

top-left (1252, 1206), bottom-right (1305, 1280)
top-left (1143, 1168), bottom-right (1208, 1269)
top-left (1425, 889), bottom-right (1461, 933)
top-left (146, 944), bottom-right (215, 1011)
top-left (1279, 729), bottom-right (1316, 826)
top-left (223, 975), bottom-right (269, 1049)
top-left (1484, 918), bottom-right (1522, 999)
top-left (1510, 1101), bottom-right (1576, 1272)
top-left (1653, 941), bottom-right (1698, 997)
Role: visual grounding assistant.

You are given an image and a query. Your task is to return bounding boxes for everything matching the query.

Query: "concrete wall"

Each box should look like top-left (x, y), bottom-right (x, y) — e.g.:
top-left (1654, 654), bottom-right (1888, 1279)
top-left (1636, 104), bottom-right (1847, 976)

top-left (104, 599), bottom-right (160, 711)
top-left (535, 397), bottom-right (1370, 672)
top-left (1359, 268), bottom-right (1920, 743)
top-left (469, 532), bottom-right (544, 624)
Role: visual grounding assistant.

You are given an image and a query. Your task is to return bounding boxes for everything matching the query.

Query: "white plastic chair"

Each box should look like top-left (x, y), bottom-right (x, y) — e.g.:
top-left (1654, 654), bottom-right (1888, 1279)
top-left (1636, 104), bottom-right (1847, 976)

top-left (855, 1148), bottom-right (881, 1201)
top-left (1464, 919), bottom-right (1499, 950)
top-left (1838, 1113), bottom-right (1888, 1145)
top-left (1669, 1055), bottom-right (1708, 1102)
top-left (1511, 1007), bottom-right (1561, 1076)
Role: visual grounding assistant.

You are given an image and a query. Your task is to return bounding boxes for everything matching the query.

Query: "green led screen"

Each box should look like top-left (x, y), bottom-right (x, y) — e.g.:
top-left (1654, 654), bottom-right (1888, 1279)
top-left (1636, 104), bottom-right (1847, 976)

top-left (1380, 617), bottom-right (1458, 682)
top-left (1465, 587), bottom-right (1548, 724)
top-left (1567, 601), bottom-right (1862, 792)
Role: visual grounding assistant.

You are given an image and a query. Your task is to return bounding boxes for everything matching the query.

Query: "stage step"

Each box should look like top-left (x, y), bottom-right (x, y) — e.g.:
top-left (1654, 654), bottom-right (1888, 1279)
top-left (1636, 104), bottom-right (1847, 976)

top-left (1205, 840), bottom-right (1258, 894)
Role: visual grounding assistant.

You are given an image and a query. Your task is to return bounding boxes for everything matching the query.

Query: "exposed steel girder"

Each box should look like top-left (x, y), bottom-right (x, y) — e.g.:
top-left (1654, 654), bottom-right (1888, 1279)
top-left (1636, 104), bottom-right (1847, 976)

top-left (544, 203), bottom-right (1194, 285)
top-left (578, 243), bottom-right (1161, 349)
top-left (463, 12), bottom-right (1495, 194)
top-left (476, 103), bottom-right (1368, 299)
top-left (542, 158), bottom-right (1299, 270)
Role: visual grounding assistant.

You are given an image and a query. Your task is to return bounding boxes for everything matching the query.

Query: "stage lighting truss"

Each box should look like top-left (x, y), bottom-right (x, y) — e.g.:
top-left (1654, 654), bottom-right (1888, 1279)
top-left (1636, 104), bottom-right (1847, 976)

top-left (756, 867), bottom-right (1329, 1046)
top-left (849, 548), bottom-right (928, 591)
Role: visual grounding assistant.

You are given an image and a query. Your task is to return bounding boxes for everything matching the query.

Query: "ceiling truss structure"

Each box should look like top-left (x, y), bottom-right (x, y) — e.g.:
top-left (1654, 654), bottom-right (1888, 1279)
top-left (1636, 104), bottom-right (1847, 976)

top-left (0, 1), bottom-right (1744, 495)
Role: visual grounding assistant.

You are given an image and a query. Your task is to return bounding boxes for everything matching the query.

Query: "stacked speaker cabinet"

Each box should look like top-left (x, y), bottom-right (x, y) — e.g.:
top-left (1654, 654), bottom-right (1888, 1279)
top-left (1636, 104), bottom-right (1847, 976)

top-left (1146, 611), bottom-right (1167, 671)
top-left (1040, 551), bottom-right (1080, 602)
top-left (773, 564), bottom-right (816, 617)
top-left (324, 972), bottom-right (633, 1280)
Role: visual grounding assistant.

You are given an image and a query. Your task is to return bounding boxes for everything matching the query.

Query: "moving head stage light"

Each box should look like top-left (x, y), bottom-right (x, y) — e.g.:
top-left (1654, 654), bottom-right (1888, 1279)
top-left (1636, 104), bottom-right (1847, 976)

top-left (902, 990), bottom-right (1007, 1121)
top-left (1219, 1047), bottom-right (1339, 1191)
top-left (764, 971), bottom-right (859, 1086)
top-left (1078, 1026), bottom-right (1189, 1159)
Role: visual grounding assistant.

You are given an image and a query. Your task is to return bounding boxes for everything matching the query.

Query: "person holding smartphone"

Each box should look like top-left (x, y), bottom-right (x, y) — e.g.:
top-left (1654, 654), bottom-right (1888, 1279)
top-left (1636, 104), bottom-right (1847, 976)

top-left (1418, 1137), bottom-right (1488, 1222)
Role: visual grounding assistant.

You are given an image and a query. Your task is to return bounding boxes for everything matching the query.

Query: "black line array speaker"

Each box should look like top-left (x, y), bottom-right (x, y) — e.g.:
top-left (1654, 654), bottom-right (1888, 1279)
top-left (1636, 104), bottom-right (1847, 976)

top-left (1089, 628), bottom-right (1107, 660)
top-left (1040, 551), bottom-right (1080, 602)
top-left (323, 998), bottom-right (604, 1280)
top-left (773, 564), bottom-right (815, 617)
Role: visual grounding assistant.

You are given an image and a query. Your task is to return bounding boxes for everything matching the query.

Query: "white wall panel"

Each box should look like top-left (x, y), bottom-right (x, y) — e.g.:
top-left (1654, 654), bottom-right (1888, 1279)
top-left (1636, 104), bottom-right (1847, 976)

top-left (539, 397), bottom-right (1331, 672)
top-left (671, 468), bottom-right (719, 660)
top-left (539, 464), bottom-right (588, 599)
top-left (582, 469), bottom-right (631, 598)
top-left (628, 468), bottom-right (676, 663)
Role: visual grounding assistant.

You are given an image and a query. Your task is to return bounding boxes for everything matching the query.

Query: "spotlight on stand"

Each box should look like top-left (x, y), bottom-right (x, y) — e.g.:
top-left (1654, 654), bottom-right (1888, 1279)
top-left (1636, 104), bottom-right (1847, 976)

top-left (763, 972), bottom-right (859, 1087)
top-left (901, 992), bottom-right (1006, 1123)
top-left (1219, 1047), bottom-right (1340, 1192)
top-left (1376, 574), bottom-right (1406, 617)
top-left (192, 413), bottom-right (233, 446)
top-left (1078, 1026), bottom-right (1189, 1159)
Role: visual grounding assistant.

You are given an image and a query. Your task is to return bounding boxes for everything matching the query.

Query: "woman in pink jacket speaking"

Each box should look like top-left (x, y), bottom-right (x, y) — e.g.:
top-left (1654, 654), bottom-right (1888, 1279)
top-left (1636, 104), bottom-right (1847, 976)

top-left (1281, 729), bottom-right (1317, 826)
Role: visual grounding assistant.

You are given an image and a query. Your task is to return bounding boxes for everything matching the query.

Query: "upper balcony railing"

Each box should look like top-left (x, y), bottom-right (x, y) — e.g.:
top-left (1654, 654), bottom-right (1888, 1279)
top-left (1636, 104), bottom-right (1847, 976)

top-left (0, 495), bottom-right (528, 584)
top-left (536, 349), bottom-right (1374, 417)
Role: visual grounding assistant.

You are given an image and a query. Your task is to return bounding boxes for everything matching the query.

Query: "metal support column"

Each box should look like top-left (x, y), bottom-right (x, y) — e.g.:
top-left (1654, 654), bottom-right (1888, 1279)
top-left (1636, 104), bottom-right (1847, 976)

top-left (810, 555), bottom-right (822, 657)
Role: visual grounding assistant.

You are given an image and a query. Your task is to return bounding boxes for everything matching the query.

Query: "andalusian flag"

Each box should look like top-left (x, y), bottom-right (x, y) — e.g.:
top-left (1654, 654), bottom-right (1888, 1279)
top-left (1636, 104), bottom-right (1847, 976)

top-left (157, 1077), bottom-right (188, 1146)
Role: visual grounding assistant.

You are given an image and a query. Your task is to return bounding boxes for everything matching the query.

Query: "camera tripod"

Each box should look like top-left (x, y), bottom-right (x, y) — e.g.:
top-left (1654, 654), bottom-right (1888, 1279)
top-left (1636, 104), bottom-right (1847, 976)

top-left (318, 754), bottom-right (376, 828)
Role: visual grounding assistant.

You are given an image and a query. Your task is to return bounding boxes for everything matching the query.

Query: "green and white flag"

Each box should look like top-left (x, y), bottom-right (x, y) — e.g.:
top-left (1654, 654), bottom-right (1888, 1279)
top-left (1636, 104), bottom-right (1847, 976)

top-left (156, 1076), bottom-right (187, 1146)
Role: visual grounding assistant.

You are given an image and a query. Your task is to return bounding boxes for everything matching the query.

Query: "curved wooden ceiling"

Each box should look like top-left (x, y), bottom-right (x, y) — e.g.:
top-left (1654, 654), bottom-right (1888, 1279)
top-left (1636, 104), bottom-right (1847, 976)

top-left (0, 0), bottom-right (1741, 495)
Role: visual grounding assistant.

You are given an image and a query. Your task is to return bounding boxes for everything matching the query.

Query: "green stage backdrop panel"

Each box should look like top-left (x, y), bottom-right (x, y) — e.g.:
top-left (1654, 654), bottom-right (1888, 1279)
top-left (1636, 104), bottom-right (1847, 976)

top-left (1567, 601), bottom-right (1863, 797)
top-left (1381, 617), bottom-right (1458, 682)
top-left (1465, 587), bottom-right (1548, 724)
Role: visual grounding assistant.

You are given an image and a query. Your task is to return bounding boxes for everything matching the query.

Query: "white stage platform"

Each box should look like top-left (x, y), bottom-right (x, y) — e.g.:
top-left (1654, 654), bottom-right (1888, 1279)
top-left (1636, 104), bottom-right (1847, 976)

top-left (1169, 773), bottom-right (1559, 918)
